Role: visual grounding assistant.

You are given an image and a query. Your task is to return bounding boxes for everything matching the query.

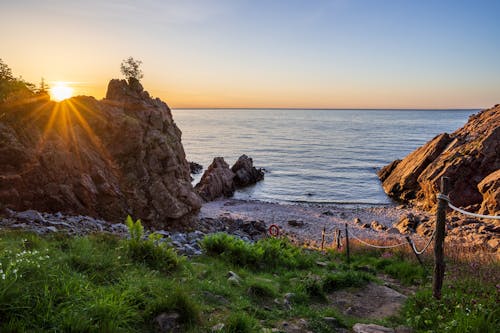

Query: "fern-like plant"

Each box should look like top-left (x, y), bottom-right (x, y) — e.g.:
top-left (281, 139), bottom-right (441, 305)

top-left (123, 215), bottom-right (180, 272)
top-left (125, 215), bottom-right (144, 243)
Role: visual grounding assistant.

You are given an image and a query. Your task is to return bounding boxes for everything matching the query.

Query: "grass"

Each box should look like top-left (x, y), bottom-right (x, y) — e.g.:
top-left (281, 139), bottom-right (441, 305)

top-left (0, 228), bottom-right (497, 332)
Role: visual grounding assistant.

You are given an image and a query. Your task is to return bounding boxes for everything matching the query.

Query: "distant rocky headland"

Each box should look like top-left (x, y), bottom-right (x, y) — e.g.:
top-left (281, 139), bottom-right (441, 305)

top-left (378, 104), bottom-right (499, 215)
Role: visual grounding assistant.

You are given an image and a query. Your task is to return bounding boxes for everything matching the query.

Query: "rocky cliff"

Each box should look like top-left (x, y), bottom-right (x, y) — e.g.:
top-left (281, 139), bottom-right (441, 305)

top-left (378, 105), bottom-right (500, 213)
top-left (0, 79), bottom-right (202, 226)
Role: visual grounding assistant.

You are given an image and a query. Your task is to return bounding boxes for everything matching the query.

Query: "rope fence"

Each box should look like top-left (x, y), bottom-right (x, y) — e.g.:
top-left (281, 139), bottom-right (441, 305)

top-left (409, 229), bottom-right (435, 255)
top-left (437, 194), bottom-right (500, 220)
top-left (323, 179), bottom-right (496, 300)
top-left (347, 227), bottom-right (407, 249)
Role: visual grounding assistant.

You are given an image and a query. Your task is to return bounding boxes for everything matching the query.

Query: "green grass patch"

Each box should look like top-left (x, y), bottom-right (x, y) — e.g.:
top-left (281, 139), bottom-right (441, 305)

top-left (0, 229), bottom-right (496, 332)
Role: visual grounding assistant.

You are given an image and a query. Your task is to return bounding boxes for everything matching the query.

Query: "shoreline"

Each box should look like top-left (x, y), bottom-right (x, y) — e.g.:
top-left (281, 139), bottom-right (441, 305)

top-left (199, 198), bottom-right (427, 248)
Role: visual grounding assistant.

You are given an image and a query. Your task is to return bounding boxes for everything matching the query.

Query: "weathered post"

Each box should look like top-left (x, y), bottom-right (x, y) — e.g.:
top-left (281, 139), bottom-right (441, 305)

top-left (345, 223), bottom-right (350, 265)
top-left (336, 229), bottom-right (342, 250)
top-left (433, 176), bottom-right (450, 299)
top-left (321, 226), bottom-right (326, 251)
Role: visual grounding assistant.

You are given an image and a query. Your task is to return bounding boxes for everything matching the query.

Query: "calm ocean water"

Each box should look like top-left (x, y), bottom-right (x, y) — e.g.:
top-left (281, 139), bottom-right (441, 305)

top-left (172, 109), bottom-right (477, 206)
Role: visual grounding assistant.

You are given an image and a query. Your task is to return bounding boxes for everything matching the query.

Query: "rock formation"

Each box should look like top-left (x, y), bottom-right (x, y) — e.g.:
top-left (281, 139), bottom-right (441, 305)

top-left (379, 105), bottom-right (500, 213)
top-left (231, 154), bottom-right (264, 187)
top-left (195, 155), bottom-right (264, 202)
top-left (0, 79), bottom-right (202, 226)
top-left (195, 157), bottom-right (236, 201)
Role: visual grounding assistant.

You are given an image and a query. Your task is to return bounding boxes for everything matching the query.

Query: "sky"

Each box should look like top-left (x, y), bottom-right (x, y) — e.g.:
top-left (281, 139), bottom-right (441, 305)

top-left (1, 0), bottom-right (499, 109)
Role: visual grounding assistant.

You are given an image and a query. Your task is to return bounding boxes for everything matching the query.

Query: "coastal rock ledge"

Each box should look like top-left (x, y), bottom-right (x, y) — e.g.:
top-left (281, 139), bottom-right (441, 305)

top-left (378, 105), bottom-right (500, 213)
top-left (0, 79), bottom-right (202, 226)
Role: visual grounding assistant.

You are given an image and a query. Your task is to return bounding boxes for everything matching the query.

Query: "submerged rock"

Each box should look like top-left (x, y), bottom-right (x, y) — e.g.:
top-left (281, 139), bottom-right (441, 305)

top-left (189, 161), bottom-right (203, 174)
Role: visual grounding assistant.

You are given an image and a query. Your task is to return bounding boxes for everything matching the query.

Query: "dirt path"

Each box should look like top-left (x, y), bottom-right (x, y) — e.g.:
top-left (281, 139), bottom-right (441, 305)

top-left (328, 282), bottom-right (408, 319)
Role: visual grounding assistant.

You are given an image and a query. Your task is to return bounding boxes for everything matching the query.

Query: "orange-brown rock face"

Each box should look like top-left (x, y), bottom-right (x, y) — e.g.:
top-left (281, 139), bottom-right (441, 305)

top-left (478, 169), bottom-right (500, 215)
top-left (0, 79), bottom-right (202, 226)
top-left (379, 105), bottom-right (500, 213)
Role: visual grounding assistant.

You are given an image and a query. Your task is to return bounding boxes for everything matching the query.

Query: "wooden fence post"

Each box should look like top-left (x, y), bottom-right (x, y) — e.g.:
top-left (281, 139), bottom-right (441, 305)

top-left (345, 223), bottom-right (350, 265)
top-left (321, 226), bottom-right (326, 251)
top-left (433, 176), bottom-right (450, 299)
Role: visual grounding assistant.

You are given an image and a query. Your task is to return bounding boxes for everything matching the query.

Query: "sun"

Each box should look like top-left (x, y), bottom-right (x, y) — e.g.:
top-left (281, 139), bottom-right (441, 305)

top-left (50, 82), bottom-right (74, 102)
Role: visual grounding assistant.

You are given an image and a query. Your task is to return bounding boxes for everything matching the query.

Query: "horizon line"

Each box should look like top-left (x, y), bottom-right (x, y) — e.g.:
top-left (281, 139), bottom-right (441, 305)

top-left (171, 107), bottom-right (483, 111)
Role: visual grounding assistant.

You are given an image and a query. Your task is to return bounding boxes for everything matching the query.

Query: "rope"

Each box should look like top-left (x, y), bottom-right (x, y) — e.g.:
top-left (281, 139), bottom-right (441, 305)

top-left (437, 194), bottom-right (500, 220)
top-left (347, 227), bottom-right (407, 249)
top-left (409, 230), bottom-right (435, 255)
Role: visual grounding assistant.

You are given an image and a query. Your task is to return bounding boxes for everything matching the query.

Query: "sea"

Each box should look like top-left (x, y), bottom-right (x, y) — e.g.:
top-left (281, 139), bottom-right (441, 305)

top-left (172, 109), bottom-right (477, 206)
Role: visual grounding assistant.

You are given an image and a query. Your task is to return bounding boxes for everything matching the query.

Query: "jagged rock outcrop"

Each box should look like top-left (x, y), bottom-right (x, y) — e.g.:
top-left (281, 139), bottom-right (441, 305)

top-left (0, 79), bottom-right (202, 226)
top-left (195, 157), bottom-right (235, 201)
top-left (231, 154), bottom-right (264, 187)
top-left (379, 105), bottom-right (500, 212)
top-left (478, 169), bottom-right (500, 215)
top-left (195, 155), bottom-right (264, 202)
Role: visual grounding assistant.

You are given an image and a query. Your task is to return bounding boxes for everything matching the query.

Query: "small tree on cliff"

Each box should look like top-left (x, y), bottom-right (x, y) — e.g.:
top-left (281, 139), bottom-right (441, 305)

top-left (120, 57), bottom-right (144, 84)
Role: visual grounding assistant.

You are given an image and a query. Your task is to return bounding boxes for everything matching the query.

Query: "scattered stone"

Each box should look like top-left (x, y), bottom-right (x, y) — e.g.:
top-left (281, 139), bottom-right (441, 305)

top-left (153, 312), bottom-right (181, 333)
top-left (322, 210), bottom-right (334, 216)
top-left (416, 221), bottom-right (433, 237)
top-left (315, 261), bottom-right (328, 267)
top-left (487, 238), bottom-right (499, 250)
top-left (227, 271), bottom-right (242, 285)
top-left (353, 323), bottom-right (395, 333)
top-left (354, 217), bottom-right (362, 224)
top-left (283, 292), bottom-right (295, 310)
top-left (396, 213), bottom-right (420, 234)
top-left (45, 226), bottom-right (58, 233)
top-left (15, 210), bottom-right (46, 223)
top-left (361, 223), bottom-right (371, 229)
top-left (322, 316), bottom-right (340, 328)
top-left (288, 219), bottom-right (305, 227)
top-left (211, 323), bottom-right (225, 331)
top-left (371, 220), bottom-right (387, 231)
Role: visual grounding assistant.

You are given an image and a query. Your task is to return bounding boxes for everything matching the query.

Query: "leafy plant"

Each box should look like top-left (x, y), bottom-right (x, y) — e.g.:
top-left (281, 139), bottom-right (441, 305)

top-left (124, 216), bottom-right (180, 273)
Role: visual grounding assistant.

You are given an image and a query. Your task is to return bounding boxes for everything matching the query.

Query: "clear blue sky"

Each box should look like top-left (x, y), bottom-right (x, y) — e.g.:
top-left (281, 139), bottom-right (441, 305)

top-left (1, 0), bottom-right (499, 108)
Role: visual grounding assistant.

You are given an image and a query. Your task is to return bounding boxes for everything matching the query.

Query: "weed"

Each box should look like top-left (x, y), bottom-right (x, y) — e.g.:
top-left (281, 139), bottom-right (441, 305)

top-left (223, 313), bottom-right (259, 333)
top-left (322, 270), bottom-right (373, 292)
top-left (201, 233), bottom-right (314, 270)
top-left (246, 280), bottom-right (277, 299)
top-left (123, 216), bottom-right (181, 273)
